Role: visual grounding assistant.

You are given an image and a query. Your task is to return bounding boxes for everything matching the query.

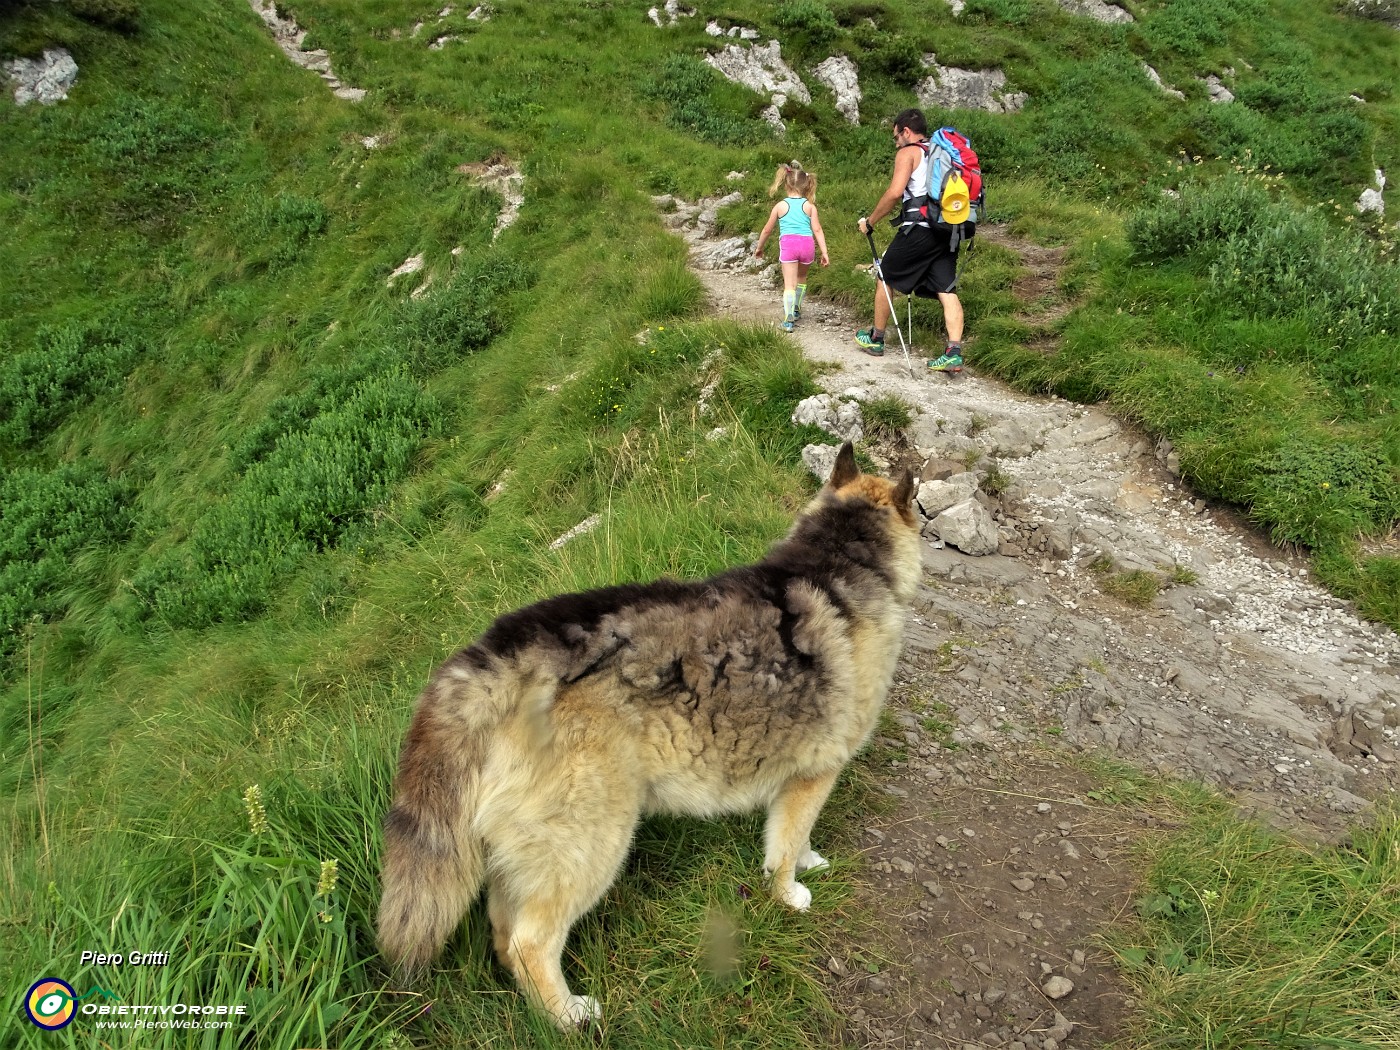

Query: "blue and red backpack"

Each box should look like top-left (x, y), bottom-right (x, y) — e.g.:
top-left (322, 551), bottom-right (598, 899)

top-left (898, 127), bottom-right (984, 248)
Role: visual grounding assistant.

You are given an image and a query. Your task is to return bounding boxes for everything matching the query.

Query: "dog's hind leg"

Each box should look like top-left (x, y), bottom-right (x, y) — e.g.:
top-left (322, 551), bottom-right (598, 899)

top-left (763, 769), bottom-right (841, 911)
top-left (486, 878), bottom-right (514, 971)
top-left (490, 786), bottom-right (640, 1026)
top-left (497, 814), bottom-right (637, 1028)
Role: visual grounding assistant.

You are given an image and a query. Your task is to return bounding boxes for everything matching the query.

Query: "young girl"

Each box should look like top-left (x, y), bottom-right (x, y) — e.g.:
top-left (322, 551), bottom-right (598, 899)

top-left (754, 163), bottom-right (830, 332)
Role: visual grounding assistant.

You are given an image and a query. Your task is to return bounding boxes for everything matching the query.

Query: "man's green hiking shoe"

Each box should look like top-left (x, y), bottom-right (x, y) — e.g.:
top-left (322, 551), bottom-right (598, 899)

top-left (927, 351), bottom-right (963, 373)
top-left (854, 329), bottom-right (885, 356)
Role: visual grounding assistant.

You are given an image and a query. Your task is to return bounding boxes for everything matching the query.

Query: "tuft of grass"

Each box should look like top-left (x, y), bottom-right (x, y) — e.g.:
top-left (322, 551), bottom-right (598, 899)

top-left (1111, 792), bottom-right (1400, 1050)
top-left (1086, 557), bottom-right (1164, 606)
top-left (860, 394), bottom-right (914, 441)
top-left (1169, 564), bottom-right (1200, 586)
top-left (980, 460), bottom-right (1012, 497)
top-left (1102, 569), bottom-right (1164, 607)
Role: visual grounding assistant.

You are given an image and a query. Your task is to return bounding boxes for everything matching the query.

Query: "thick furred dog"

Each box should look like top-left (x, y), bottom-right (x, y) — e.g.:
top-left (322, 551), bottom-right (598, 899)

top-left (377, 443), bottom-right (921, 1027)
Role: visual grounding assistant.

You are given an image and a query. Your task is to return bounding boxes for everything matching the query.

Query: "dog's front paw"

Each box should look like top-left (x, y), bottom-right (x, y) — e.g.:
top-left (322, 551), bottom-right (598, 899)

top-left (775, 880), bottom-right (813, 911)
top-left (559, 994), bottom-right (601, 1027)
top-left (796, 848), bottom-right (829, 874)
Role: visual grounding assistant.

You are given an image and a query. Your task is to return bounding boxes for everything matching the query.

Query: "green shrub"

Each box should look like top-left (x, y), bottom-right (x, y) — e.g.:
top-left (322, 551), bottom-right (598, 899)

top-left (1196, 89), bottom-right (1370, 185)
top-left (1126, 172), bottom-right (1279, 263)
top-left (67, 0), bottom-right (140, 31)
top-left (641, 55), bottom-right (768, 147)
top-left (0, 321), bottom-right (140, 448)
top-left (963, 0), bottom-right (1040, 28)
top-left (1135, 173), bottom-right (1400, 367)
top-left (0, 461), bottom-right (131, 655)
top-left (772, 0), bottom-right (842, 52)
top-left (136, 372), bottom-right (441, 627)
top-left (831, 1), bottom-right (889, 26)
top-left (392, 251), bottom-right (532, 372)
top-left (1206, 214), bottom-right (1400, 348)
top-left (1139, 0), bottom-right (1261, 55)
top-left (242, 193), bottom-right (330, 272)
top-left (1249, 437), bottom-right (1400, 547)
top-left (228, 365), bottom-right (366, 475)
top-left (850, 27), bottom-right (924, 82)
top-left (66, 93), bottom-right (229, 227)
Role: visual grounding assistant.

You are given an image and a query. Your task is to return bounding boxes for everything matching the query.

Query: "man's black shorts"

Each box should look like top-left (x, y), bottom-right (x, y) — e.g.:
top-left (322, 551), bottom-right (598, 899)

top-left (879, 223), bottom-right (961, 296)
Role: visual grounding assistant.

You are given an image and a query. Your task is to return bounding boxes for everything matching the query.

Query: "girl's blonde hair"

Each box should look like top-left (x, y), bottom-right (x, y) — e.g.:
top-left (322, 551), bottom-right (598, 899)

top-left (769, 162), bottom-right (817, 202)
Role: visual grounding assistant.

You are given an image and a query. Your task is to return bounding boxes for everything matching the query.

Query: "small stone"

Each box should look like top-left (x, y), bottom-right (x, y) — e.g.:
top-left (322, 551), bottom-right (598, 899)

top-left (1042, 975), bottom-right (1074, 999)
top-left (1047, 1010), bottom-right (1074, 1041)
top-left (1012, 877), bottom-right (1036, 892)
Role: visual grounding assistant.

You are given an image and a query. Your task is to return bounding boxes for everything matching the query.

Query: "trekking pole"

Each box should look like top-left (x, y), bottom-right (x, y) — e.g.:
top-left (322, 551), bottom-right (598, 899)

top-left (864, 229), bottom-right (916, 378)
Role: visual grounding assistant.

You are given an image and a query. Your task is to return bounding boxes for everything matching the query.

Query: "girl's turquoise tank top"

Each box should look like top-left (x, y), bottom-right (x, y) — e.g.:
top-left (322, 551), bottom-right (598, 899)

top-left (778, 197), bottom-right (813, 237)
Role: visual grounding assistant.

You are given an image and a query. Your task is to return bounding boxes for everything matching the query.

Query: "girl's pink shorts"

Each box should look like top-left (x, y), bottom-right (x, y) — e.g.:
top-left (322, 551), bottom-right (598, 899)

top-left (779, 234), bottom-right (815, 264)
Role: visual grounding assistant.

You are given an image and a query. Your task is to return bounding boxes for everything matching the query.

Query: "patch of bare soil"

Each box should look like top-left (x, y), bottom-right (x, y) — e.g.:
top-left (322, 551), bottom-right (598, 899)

top-left (826, 746), bottom-right (1148, 1050)
top-left (979, 227), bottom-right (1071, 355)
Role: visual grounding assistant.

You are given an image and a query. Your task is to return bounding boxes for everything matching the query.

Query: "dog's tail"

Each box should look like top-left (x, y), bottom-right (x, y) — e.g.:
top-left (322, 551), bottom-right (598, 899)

top-left (377, 653), bottom-right (556, 976)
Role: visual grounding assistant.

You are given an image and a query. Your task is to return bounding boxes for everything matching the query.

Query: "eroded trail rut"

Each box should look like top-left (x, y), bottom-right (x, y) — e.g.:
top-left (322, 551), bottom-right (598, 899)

top-left (665, 194), bottom-right (1399, 1049)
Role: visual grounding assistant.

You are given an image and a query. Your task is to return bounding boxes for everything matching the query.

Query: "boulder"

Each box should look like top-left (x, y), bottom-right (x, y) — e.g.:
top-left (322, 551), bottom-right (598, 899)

top-left (801, 443), bottom-right (841, 481)
top-left (917, 56), bottom-right (1026, 113)
top-left (917, 473), bottom-right (979, 518)
top-left (5, 48), bottom-right (78, 106)
top-left (1057, 0), bottom-right (1134, 21)
top-left (705, 41), bottom-right (811, 104)
top-left (812, 55), bottom-right (861, 124)
top-left (931, 499), bottom-right (1000, 556)
top-left (792, 395), bottom-right (864, 443)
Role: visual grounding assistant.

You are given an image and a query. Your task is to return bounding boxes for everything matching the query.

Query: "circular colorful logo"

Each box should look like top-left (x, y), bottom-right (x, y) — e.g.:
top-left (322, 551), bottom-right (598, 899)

top-left (25, 978), bottom-right (77, 1030)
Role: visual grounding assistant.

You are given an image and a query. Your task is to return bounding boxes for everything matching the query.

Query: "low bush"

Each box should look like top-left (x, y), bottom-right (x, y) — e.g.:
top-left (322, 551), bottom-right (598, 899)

top-left (772, 0), bottom-right (843, 53)
top-left (241, 193), bottom-right (331, 272)
top-left (64, 92), bottom-right (230, 229)
top-left (1139, 0), bottom-right (1262, 55)
top-left (641, 55), bottom-right (768, 147)
top-left (0, 321), bottom-right (141, 449)
top-left (1248, 436), bottom-right (1400, 547)
top-left (1131, 171), bottom-right (1400, 358)
top-left (68, 0), bottom-right (140, 31)
top-left (392, 251), bottom-right (532, 373)
top-left (0, 461), bottom-right (132, 656)
top-left (136, 372), bottom-right (441, 627)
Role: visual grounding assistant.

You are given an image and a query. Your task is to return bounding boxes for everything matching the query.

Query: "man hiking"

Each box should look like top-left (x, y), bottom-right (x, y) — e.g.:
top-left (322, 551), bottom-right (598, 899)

top-left (854, 107), bottom-right (966, 373)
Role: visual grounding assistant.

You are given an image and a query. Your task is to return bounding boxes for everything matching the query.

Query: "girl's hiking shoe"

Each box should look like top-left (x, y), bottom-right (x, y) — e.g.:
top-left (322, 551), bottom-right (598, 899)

top-left (927, 351), bottom-right (963, 373)
top-left (854, 329), bottom-right (885, 355)
top-left (781, 319), bottom-right (795, 332)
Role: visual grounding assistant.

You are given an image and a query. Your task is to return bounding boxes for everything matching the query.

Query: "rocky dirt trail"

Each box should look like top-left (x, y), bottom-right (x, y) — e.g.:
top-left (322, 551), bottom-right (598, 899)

top-left (661, 192), bottom-right (1400, 1049)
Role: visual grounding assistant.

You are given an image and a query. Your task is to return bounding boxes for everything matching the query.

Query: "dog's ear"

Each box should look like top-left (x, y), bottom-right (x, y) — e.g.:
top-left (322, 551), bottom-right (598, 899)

top-left (828, 441), bottom-right (859, 488)
top-left (893, 468), bottom-right (915, 510)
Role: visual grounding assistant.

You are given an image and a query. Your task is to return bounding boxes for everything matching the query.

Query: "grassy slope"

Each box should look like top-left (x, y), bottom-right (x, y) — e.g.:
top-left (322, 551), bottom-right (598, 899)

top-left (1, 0), bottom-right (1397, 1046)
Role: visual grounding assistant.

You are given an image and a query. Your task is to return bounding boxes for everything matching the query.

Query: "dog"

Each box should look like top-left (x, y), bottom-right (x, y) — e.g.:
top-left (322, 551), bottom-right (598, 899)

top-left (377, 442), bottom-right (921, 1027)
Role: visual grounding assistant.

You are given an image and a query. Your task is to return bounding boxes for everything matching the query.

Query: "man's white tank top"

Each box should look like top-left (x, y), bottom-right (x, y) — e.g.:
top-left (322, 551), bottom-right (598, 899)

top-left (901, 141), bottom-right (931, 206)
